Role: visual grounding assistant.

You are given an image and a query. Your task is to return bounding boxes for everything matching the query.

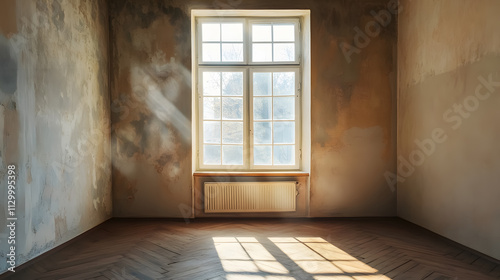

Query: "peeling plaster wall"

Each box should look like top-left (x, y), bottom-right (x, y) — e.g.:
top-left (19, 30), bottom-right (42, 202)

top-left (308, 1), bottom-right (398, 217)
top-left (110, 0), bottom-right (192, 217)
top-left (110, 0), bottom-right (397, 217)
top-left (0, 0), bottom-right (111, 274)
top-left (398, 0), bottom-right (500, 260)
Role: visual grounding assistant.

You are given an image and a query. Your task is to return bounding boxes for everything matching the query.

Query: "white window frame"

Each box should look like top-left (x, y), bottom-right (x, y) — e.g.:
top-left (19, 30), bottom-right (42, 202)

top-left (192, 10), bottom-right (310, 172)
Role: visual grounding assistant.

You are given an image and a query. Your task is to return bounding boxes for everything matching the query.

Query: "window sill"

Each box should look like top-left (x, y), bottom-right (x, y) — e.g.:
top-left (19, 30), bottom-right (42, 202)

top-left (193, 171), bottom-right (309, 177)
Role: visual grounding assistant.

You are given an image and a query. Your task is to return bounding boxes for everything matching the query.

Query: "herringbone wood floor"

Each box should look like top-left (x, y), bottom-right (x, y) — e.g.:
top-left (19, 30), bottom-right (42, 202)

top-left (2, 218), bottom-right (499, 280)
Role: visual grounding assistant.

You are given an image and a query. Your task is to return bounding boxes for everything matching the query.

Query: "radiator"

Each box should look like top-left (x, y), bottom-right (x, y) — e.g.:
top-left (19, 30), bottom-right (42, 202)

top-left (204, 182), bottom-right (298, 213)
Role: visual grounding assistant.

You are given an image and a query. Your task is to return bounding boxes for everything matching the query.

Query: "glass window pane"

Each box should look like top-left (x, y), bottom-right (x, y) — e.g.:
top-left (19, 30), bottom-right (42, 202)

top-left (222, 23), bottom-right (243, 42)
top-left (253, 73), bottom-right (272, 96)
top-left (203, 97), bottom-right (221, 120)
top-left (222, 43), bottom-right (244, 62)
top-left (222, 72), bottom-right (243, 96)
top-left (274, 145), bottom-right (295, 165)
top-left (203, 121), bottom-right (221, 144)
top-left (222, 97), bottom-right (243, 120)
top-left (203, 43), bottom-right (220, 62)
top-left (273, 25), bottom-right (295, 42)
top-left (222, 145), bottom-right (243, 165)
top-left (252, 43), bottom-right (272, 62)
top-left (253, 97), bottom-right (272, 120)
top-left (273, 122), bottom-right (295, 144)
top-left (202, 23), bottom-right (220, 41)
top-left (203, 72), bottom-right (221, 96)
top-left (273, 43), bottom-right (295, 62)
top-left (254, 146), bottom-right (272, 165)
top-left (204, 145), bottom-right (221, 165)
top-left (273, 72), bottom-right (295, 95)
top-left (273, 97), bottom-right (294, 120)
top-left (254, 122), bottom-right (272, 144)
top-left (222, 121), bottom-right (243, 144)
top-left (252, 24), bottom-right (272, 42)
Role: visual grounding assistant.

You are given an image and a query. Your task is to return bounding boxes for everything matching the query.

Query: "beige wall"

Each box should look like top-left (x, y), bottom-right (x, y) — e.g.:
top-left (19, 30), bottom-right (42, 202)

top-left (109, 0), bottom-right (398, 218)
top-left (398, 0), bottom-right (500, 260)
top-left (0, 0), bottom-right (111, 274)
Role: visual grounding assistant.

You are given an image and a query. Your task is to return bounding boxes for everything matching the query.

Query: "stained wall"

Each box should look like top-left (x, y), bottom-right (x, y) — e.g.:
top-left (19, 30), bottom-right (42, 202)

top-left (397, 0), bottom-right (500, 260)
top-left (110, 0), bottom-right (397, 217)
top-left (0, 0), bottom-right (111, 273)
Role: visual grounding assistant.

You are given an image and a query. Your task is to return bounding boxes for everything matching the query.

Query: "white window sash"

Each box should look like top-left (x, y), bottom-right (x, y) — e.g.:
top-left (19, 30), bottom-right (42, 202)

top-left (198, 67), bottom-right (249, 170)
top-left (249, 67), bottom-right (301, 170)
top-left (248, 18), bottom-right (301, 65)
top-left (197, 18), bottom-right (247, 65)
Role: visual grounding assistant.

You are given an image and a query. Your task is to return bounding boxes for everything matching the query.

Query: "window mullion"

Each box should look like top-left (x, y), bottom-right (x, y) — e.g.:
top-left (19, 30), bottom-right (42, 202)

top-left (245, 67), bottom-right (250, 169)
top-left (219, 73), bottom-right (223, 165)
top-left (248, 67), bottom-right (254, 170)
top-left (271, 23), bottom-right (274, 63)
top-left (244, 20), bottom-right (251, 169)
top-left (219, 23), bottom-right (223, 63)
top-left (271, 70), bottom-right (274, 166)
top-left (245, 18), bottom-right (250, 66)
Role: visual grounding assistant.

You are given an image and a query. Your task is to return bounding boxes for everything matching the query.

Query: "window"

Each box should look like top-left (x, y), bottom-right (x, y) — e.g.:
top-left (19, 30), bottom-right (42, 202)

top-left (194, 12), bottom-right (308, 171)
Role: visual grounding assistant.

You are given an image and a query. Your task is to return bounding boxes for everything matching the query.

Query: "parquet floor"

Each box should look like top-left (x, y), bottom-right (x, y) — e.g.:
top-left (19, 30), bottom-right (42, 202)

top-left (1, 218), bottom-right (499, 280)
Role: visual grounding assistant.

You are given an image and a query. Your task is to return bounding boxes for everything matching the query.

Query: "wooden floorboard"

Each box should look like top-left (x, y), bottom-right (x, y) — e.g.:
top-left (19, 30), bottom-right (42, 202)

top-left (1, 218), bottom-right (499, 280)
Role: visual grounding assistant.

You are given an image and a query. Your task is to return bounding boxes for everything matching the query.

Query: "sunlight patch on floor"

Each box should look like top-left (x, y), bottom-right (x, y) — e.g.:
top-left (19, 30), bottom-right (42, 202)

top-left (295, 260), bottom-right (343, 273)
top-left (215, 242), bottom-right (251, 260)
top-left (226, 275), bottom-right (296, 280)
top-left (243, 242), bottom-right (279, 260)
top-left (213, 236), bottom-right (391, 280)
